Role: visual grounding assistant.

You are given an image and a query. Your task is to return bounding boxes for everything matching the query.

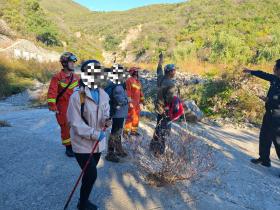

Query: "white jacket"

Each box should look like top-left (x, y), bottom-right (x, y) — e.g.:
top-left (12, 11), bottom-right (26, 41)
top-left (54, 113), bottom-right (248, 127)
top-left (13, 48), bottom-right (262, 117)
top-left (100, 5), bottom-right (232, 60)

top-left (67, 86), bottom-right (110, 153)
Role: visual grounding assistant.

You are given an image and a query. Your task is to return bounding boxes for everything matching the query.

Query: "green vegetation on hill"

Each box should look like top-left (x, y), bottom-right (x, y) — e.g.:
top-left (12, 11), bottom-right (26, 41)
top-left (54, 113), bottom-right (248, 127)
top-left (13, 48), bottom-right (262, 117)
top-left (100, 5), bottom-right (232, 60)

top-left (39, 0), bottom-right (280, 66)
top-left (1, 0), bottom-right (61, 46)
top-left (0, 0), bottom-right (278, 124)
top-left (2, 0), bottom-right (280, 66)
top-left (180, 70), bottom-right (267, 124)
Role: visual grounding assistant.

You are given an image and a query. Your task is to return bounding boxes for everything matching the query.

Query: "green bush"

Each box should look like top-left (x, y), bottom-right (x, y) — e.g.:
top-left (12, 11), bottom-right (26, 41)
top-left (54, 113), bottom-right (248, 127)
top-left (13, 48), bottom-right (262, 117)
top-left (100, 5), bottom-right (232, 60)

top-left (181, 71), bottom-right (265, 124)
top-left (103, 35), bottom-right (121, 51)
top-left (36, 32), bottom-right (62, 46)
top-left (2, 0), bottom-right (61, 46)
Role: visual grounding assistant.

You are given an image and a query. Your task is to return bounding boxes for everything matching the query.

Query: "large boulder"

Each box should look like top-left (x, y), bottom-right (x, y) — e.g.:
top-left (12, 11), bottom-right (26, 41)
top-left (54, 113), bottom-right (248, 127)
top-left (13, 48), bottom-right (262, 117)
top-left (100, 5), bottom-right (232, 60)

top-left (183, 100), bottom-right (203, 122)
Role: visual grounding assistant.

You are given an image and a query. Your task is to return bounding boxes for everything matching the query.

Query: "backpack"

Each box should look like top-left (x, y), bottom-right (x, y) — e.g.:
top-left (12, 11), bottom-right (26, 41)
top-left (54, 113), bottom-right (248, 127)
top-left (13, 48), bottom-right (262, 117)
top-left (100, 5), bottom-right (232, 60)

top-left (104, 83), bottom-right (123, 117)
top-left (166, 96), bottom-right (184, 121)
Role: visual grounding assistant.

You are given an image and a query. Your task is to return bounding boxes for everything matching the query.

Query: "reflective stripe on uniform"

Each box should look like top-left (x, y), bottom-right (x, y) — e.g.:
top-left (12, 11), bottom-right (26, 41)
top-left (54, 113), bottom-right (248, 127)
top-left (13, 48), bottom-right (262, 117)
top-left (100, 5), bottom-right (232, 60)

top-left (47, 98), bottom-right (56, 103)
top-left (59, 81), bottom-right (68, 88)
top-left (62, 138), bottom-right (71, 145)
top-left (131, 83), bottom-right (141, 90)
top-left (59, 81), bottom-right (79, 89)
top-left (68, 80), bottom-right (79, 89)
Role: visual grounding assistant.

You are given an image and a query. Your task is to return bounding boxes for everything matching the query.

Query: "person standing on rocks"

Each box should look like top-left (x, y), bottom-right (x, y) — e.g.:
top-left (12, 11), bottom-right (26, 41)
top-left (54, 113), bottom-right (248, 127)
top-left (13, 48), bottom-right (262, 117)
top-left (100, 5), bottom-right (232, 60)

top-left (124, 67), bottom-right (145, 136)
top-left (47, 52), bottom-right (80, 157)
top-left (67, 60), bottom-right (111, 210)
top-left (150, 52), bottom-right (181, 156)
top-left (243, 59), bottom-right (280, 168)
top-left (104, 64), bottom-right (129, 163)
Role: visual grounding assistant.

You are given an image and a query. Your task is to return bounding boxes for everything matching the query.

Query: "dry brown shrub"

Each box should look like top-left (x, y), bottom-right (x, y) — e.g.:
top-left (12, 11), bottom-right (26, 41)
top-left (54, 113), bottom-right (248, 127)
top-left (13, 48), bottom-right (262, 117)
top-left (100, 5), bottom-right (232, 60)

top-left (123, 126), bottom-right (214, 187)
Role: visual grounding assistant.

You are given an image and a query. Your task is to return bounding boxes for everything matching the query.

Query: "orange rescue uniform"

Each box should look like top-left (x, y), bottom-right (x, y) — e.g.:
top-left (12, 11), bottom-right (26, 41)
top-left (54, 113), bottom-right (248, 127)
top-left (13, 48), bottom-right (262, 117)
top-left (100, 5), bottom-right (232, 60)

top-left (124, 77), bottom-right (144, 133)
top-left (47, 70), bottom-right (80, 146)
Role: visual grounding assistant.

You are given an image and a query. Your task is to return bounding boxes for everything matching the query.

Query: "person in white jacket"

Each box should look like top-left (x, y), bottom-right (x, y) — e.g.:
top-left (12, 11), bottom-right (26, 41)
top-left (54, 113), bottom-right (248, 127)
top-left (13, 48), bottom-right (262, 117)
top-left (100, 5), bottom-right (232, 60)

top-left (67, 60), bottom-right (111, 210)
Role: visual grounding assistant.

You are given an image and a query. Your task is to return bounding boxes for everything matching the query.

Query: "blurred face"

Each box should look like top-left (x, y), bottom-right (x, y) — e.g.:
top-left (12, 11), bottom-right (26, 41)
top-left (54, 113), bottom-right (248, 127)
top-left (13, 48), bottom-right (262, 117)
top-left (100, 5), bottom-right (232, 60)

top-left (167, 69), bottom-right (176, 78)
top-left (107, 66), bottom-right (129, 84)
top-left (133, 71), bottom-right (139, 79)
top-left (170, 69), bottom-right (176, 78)
top-left (81, 63), bottom-right (105, 89)
top-left (67, 61), bottom-right (75, 71)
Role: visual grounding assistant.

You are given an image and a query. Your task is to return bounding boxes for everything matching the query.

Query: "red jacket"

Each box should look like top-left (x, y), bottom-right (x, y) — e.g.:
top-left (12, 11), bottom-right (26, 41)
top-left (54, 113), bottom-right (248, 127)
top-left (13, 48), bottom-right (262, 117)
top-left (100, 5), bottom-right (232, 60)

top-left (47, 70), bottom-right (80, 111)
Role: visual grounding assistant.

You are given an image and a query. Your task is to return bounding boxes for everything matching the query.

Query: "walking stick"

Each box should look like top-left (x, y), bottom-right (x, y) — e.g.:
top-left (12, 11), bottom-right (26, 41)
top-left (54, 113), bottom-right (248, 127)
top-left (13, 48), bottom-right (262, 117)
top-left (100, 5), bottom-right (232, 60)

top-left (63, 128), bottom-right (106, 210)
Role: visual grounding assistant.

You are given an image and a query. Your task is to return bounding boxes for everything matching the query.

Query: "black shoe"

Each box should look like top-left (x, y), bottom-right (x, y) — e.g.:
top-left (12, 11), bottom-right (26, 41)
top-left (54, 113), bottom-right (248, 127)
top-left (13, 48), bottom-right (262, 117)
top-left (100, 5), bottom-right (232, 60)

top-left (250, 158), bottom-right (271, 167)
top-left (261, 161), bottom-right (271, 167)
top-left (77, 200), bottom-right (98, 210)
top-left (105, 153), bottom-right (120, 163)
top-left (65, 146), bottom-right (74, 157)
top-left (250, 158), bottom-right (263, 164)
top-left (87, 201), bottom-right (98, 210)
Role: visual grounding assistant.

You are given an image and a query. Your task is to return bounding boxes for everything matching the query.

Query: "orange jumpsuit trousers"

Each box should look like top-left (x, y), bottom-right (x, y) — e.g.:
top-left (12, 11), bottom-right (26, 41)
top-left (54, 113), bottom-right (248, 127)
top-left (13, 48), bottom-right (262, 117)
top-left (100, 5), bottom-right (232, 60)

top-left (124, 77), bottom-right (144, 133)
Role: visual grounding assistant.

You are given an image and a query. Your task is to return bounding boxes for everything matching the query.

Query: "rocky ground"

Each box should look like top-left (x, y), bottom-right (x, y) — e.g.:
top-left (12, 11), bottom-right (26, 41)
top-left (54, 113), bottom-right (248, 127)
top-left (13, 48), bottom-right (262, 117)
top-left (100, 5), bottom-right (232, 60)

top-left (0, 91), bottom-right (280, 210)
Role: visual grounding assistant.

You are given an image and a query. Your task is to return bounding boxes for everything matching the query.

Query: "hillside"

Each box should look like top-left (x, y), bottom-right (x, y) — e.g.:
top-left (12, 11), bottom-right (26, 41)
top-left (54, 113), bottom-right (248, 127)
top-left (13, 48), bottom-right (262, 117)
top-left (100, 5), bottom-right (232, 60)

top-left (0, 0), bottom-right (278, 123)
top-left (1, 0), bottom-right (280, 67)
top-left (40, 0), bottom-right (280, 67)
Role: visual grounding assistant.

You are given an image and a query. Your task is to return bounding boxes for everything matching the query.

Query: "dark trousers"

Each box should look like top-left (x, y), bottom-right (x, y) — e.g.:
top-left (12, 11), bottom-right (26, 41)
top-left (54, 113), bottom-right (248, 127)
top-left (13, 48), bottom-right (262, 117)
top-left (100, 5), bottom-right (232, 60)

top-left (259, 111), bottom-right (280, 162)
top-left (150, 114), bottom-right (172, 154)
top-left (108, 118), bottom-right (125, 153)
top-left (75, 153), bottom-right (101, 209)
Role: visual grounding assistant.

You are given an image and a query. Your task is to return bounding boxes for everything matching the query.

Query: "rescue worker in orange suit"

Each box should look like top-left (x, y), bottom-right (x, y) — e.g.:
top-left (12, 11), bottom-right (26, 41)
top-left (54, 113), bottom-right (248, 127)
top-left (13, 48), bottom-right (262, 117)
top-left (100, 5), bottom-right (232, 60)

top-left (47, 52), bottom-right (80, 157)
top-left (124, 67), bottom-right (144, 136)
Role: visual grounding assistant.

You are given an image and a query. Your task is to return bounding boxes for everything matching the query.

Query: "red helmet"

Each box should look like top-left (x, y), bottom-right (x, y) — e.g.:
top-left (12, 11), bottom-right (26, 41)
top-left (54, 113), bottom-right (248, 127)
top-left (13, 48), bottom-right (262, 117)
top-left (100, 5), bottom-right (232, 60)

top-left (128, 67), bottom-right (140, 76)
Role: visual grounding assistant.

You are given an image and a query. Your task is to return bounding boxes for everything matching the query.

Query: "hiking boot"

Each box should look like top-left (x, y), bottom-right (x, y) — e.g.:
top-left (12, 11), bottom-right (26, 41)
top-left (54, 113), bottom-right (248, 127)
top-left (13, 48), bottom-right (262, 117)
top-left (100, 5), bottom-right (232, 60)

top-left (105, 153), bottom-right (120, 163)
top-left (77, 200), bottom-right (98, 210)
top-left (115, 139), bottom-right (128, 157)
top-left (250, 158), bottom-right (271, 167)
top-left (116, 150), bottom-right (128, 158)
top-left (65, 145), bottom-right (74, 157)
top-left (122, 131), bottom-right (129, 139)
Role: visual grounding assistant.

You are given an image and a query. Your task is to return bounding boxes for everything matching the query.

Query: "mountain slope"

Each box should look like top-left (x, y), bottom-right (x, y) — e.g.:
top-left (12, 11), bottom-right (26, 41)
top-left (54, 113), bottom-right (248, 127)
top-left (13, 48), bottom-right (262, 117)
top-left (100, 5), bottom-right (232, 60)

top-left (1, 0), bottom-right (280, 66)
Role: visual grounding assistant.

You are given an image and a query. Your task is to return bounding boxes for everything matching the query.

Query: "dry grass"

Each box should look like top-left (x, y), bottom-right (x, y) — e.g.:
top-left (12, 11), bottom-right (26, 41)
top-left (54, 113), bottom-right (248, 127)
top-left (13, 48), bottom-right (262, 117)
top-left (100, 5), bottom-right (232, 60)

top-left (112, 58), bottom-right (275, 77)
top-left (177, 59), bottom-right (274, 76)
top-left (0, 56), bottom-right (59, 98)
top-left (123, 126), bottom-right (214, 186)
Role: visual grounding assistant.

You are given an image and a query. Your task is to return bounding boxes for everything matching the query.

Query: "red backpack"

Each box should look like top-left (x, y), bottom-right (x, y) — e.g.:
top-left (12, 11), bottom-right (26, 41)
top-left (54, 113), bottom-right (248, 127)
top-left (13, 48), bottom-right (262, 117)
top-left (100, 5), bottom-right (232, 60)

top-left (166, 96), bottom-right (184, 121)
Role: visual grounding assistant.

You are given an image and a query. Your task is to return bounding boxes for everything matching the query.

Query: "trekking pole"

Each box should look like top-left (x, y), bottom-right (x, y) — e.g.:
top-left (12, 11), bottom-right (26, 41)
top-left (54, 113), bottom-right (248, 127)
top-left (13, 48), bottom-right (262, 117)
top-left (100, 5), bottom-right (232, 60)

top-left (63, 127), bottom-right (107, 210)
top-left (182, 111), bottom-right (188, 129)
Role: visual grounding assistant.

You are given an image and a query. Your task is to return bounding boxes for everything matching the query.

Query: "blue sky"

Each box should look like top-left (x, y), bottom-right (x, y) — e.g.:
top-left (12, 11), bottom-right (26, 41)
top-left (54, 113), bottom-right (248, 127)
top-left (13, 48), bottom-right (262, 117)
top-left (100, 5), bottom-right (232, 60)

top-left (73, 0), bottom-right (186, 11)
